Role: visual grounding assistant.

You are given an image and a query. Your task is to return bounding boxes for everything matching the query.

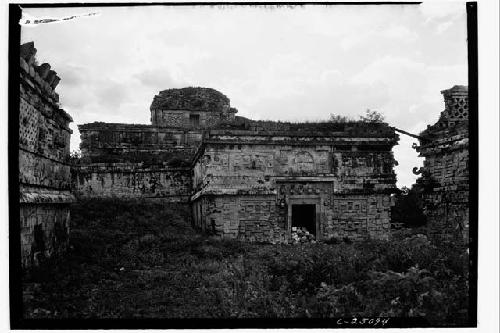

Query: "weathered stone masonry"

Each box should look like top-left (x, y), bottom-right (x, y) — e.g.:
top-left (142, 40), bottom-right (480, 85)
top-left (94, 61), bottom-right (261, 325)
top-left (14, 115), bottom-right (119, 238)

top-left (73, 88), bottom-right (238, 201)
top-left (76, 84), bottom-right (469, 243)
top-left (19, 42), bottom-right (75, 268)
top-left (72, 163), bottom-right (191, 202)
top-left (19, 40), bottom-right (466, 254)
top-left (415, 85), bottom-right (469, 242)
top-left (150, 87), bottom-right (237, 128)
top-left (78, 122), bottom-right (202, 164)
top-left (76, 87), bottom-right (401, 242)
top-left (191, 120), bottom-right (399, 242)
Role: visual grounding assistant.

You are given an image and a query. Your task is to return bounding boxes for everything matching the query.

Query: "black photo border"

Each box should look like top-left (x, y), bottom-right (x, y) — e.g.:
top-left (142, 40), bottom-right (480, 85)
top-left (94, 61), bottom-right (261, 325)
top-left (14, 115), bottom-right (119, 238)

top-left (8, 1), bottom-right (478, 329)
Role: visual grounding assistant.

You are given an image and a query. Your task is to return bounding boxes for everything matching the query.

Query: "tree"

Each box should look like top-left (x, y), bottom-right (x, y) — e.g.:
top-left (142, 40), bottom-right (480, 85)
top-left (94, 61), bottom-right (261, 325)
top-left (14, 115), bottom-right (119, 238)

top-left (68, 150), bottom-right (82, 165)
top-left (391, 185), bottom-right (427, 228)
top-left (359, 109), bottom-right (385, 123)
top-left (329, 110), bottom-right (386, 123)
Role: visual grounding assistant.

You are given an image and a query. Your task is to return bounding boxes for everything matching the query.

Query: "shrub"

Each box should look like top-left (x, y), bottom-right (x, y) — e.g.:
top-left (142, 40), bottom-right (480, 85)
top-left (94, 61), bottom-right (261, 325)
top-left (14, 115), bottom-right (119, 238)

top-left (23, 200), bottom-right (470, 325)
top-left (391, 185), bottom-right (427, 227)
top-left (359, 109), bottom-right (385, 123)
top-left (329, 114), bottom-right (354, 123)
top-left (314, 264), bottom-right (465, 321)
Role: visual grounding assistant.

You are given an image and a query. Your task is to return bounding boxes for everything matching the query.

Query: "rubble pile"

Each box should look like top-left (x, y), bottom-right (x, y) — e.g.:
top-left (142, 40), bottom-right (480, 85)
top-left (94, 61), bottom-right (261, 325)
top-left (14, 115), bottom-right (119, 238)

top-left (290, 227), bottom-right (316, 244)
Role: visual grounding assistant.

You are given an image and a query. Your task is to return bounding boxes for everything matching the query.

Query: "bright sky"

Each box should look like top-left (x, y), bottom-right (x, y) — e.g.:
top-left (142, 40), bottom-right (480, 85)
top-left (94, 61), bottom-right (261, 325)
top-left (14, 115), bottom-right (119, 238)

top-left (20, 3), bottom-right (468, 188)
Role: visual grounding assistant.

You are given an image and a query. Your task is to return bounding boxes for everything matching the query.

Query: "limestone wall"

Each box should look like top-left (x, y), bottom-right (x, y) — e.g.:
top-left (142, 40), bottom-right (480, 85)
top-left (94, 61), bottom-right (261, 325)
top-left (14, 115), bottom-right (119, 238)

top-left (192, 195), bottom-right (288, 243)
top-left (415, 85), bottom-right (469, 242)
top-left (150, 87), bottom-right (237, 128)
top-left (192, 137), bottom-right (398, 195)
top-left (78, 122), bottom-right (201, 164)
top-left (72, 163), bottom-right (192, 202)
top-left (76, 122), bottom-right (196, 201)
top-left (192, 192), bottom-right (393, 243)
top-left (19, 42), bottom-right (75, 268)
top-left (151, 109), bottom-right (235, 129)
top-left (75, 84), bottom-right (400, 243)
top-left (191, 124), bottom-right (399, 242)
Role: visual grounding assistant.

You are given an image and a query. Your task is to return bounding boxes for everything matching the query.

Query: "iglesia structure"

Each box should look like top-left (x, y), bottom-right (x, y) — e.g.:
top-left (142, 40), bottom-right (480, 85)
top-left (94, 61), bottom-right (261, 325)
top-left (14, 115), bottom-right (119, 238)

top-left (75, 87), bottom-right (400, 242)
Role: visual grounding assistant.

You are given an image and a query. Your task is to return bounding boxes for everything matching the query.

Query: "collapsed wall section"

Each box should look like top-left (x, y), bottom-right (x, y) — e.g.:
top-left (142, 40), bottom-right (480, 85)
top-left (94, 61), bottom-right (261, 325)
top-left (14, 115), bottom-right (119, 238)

top-left (19, 42), bottom-right (75, 268)
top-left (415, 85), bottom-right (469, 242)
top-left (191, 122), bottom-right (399, 242)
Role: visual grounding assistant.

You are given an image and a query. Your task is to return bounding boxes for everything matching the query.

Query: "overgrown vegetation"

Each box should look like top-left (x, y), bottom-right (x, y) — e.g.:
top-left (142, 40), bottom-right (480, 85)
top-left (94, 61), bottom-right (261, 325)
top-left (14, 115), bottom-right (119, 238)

top-left (359, 109), bottom-right (386, 123)
top-left (391, 185), bottom-right (427, 228)
top-left (68, 150), bottom-right (82, 165)
top-left (330, 109), bottom-right (386, 123)
top-left (23, 199), bottom-right (469, 325)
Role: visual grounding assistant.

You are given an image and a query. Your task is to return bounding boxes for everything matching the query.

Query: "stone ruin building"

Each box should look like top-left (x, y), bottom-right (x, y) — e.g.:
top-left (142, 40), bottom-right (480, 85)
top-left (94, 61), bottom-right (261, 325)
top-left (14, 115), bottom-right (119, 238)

top-left (74, 87), bottom-right (400, 242)
top-left (18, 42), bottom-right (75, 268)
top-left (190, 120), bottom-right (400, 242)
top-left (74, 87), bottom-right (236, 202)
top-left (17, 43), bottom-right (470, 256)
top-left (414, 85), bottom-right (470, 242)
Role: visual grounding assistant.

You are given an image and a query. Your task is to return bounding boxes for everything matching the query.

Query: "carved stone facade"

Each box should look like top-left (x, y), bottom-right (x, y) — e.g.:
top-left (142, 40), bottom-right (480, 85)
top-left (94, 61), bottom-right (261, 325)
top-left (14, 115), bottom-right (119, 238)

top-left (150, 87), bottom-right (237, 128)
top-left (18, 40), bottom-right (466, 252)
top-left (191, 121), bottom-right (399, 242)
top-left (78, 122), bottom-right (201, 164)
top-left (74, 88), bottom-right (239, 201)
top-left (76, 88), bottom-right (401, 242)
top-left (73, 163), bottom-right (191, 202)
top-left (415, 85), bottom-right (469, 242)
top-left (19, 42), bottom-right (75, 268)
top-left (77, 84), bottom-right (473, 243)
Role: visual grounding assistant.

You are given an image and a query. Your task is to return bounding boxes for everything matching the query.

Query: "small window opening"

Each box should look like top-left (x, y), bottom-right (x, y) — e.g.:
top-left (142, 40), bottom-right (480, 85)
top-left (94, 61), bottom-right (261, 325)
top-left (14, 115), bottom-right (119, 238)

top-left (211, 218), bottom-right (216, 234)
top-left (190, 114), bottom-right (200, 127)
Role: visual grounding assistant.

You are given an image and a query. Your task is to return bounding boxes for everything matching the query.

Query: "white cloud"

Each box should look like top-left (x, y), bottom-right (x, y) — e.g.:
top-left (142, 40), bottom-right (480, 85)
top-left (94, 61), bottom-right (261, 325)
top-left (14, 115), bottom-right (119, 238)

top-left (436, 20), bottom-right (454, 34)
top-left (381, 25), bottom-right (418, 40)
top-left (341, 25), bottom-right (418, 51)
top-left (20, 4), bottom-right (467, 188)
top-left (420, 1), bottom-right (466, 23)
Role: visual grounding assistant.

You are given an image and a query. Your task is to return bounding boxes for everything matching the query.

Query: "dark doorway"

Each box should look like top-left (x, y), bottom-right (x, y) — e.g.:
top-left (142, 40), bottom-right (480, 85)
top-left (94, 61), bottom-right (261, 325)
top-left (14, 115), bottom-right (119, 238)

top-left (291, 204), bottom-right (316, 235)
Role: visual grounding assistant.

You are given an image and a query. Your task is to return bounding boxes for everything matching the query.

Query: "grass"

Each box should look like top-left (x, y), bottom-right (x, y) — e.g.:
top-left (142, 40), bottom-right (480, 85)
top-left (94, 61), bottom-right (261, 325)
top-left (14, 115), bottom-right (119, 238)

top-left (22, 199), bottom-right (470, 324)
